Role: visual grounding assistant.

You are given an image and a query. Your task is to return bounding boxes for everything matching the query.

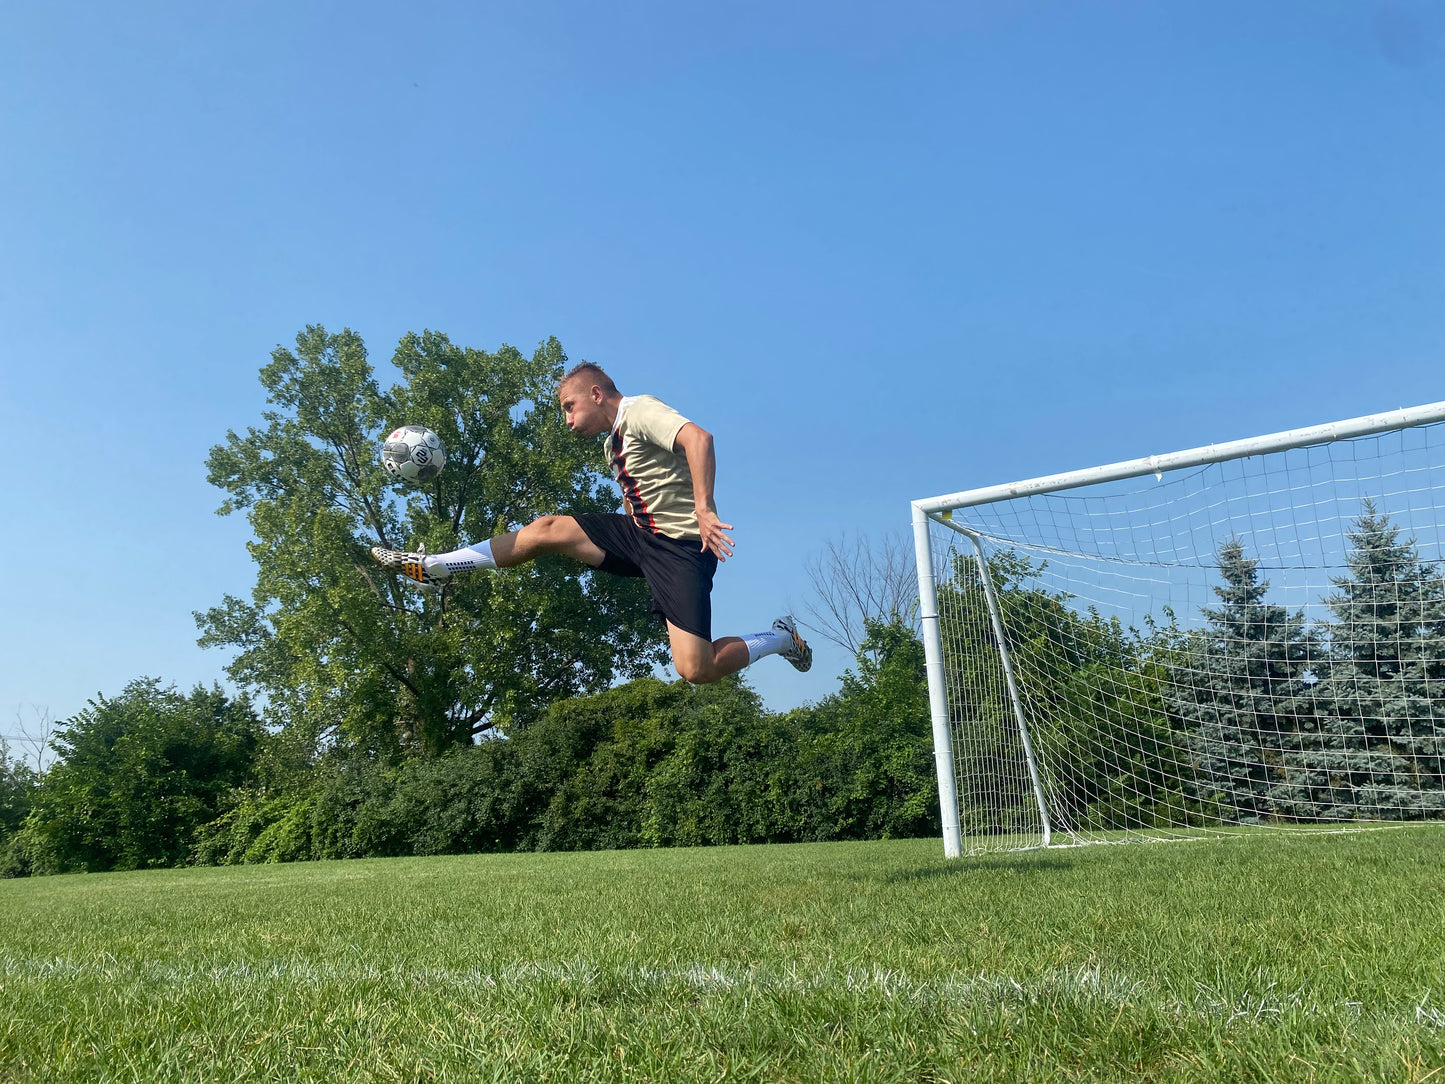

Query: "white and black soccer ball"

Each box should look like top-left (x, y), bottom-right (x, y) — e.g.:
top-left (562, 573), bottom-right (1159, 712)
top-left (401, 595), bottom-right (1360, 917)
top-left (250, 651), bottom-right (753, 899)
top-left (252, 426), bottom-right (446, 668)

top-left (381, 425), bottom-right (446, 483)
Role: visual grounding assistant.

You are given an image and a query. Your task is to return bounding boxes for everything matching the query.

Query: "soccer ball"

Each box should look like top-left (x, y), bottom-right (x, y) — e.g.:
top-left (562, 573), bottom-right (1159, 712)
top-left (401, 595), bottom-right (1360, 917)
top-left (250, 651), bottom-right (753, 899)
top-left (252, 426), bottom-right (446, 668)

top-left (381, 425), bottom-right (446, 483)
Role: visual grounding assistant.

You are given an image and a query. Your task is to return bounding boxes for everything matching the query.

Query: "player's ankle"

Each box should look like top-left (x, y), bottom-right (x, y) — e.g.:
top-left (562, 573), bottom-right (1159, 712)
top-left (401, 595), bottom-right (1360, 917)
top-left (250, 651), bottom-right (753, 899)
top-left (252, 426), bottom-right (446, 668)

top-left (432, 540), bottom-right (497, 576)
top-left (742, 628), bottom-right (791, 665)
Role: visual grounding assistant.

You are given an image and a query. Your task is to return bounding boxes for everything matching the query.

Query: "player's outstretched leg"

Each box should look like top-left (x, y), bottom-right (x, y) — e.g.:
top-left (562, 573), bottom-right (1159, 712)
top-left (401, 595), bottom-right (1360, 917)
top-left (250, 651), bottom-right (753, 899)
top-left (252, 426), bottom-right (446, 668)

top-left (370, 542), bottom-right (484, 585)
top-left (371, 516), bottom-right (606, 586)
top-left (668, 616), bottom-right (811, 685)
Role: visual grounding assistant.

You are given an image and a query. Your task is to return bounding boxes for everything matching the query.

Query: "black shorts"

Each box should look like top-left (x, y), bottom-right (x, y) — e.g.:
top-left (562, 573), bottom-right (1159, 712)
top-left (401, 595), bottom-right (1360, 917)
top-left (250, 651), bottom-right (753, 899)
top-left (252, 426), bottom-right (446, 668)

top-left (574, 513), bottom-right (718, 641)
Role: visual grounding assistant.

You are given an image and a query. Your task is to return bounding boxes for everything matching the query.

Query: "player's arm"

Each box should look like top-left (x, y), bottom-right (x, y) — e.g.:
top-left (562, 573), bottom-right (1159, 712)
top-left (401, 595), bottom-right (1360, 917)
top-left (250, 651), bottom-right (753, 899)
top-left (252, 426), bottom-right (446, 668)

top-left (673, 422), bottom-right (735, 561)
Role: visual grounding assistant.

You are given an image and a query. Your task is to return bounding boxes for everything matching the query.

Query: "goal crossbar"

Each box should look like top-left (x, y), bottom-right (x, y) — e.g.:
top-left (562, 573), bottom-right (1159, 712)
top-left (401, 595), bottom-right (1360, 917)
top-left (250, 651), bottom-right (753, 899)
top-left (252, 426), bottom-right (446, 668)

top-left (914, 401), bottom-right (1445, 517)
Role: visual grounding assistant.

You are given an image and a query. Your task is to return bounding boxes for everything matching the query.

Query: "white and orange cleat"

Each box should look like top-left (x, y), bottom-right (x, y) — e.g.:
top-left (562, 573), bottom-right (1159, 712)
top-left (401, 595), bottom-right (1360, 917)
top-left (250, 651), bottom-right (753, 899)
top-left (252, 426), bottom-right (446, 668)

top-left (772, 615), bottom-right (813, 673)
top-left (370, 544), bottom-right (451, 586)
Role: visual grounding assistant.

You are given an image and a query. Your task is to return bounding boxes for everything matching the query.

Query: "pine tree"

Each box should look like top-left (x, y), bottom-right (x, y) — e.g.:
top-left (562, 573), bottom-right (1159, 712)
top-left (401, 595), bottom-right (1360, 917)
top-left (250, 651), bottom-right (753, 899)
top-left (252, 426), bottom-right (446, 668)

top-left (1271, 501), bottom-right (1445, 819)
top-left (1173, 538), bottom-right (1314, 824)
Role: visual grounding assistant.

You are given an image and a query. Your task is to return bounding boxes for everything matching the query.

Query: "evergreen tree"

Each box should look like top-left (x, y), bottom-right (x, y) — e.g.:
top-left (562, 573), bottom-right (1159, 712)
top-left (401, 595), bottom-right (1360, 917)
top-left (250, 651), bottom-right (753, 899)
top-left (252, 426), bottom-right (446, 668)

top-left (1271, 502), bottom-right (1445, 819)
top-left (1172, 538), bottom-right (1314, 824)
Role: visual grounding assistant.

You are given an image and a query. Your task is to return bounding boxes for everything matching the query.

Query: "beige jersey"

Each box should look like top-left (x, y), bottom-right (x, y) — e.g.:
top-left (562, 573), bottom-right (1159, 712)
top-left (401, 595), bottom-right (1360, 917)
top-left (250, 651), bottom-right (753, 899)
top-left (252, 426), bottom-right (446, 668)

top-left (605, 395), bottom-right (699, 541)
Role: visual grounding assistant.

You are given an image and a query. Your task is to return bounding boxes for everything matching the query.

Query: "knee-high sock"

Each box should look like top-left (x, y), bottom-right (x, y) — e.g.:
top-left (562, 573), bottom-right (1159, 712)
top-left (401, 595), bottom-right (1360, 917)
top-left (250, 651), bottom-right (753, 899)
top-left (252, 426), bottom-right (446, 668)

top-left (428, 539), bottom-right (497, 575)
top-left (741, 628), bottom-right (793, 665)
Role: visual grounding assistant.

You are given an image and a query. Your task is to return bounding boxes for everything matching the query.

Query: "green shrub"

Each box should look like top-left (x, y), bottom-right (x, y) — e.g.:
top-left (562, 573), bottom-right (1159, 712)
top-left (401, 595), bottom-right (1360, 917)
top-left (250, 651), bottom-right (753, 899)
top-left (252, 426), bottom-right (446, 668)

top-left (188, 625), bottom-right (939, 866)
top-left (23, 680), bottom-right (262, 873)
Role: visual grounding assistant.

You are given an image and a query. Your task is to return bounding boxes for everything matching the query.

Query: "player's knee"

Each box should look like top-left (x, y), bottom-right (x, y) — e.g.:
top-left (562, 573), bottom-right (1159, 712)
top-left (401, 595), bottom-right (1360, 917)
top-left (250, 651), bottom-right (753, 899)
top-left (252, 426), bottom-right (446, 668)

top-left (674, 657), bottom-right (718, 685)
top-left (528, 514), bottom-right (568, 544)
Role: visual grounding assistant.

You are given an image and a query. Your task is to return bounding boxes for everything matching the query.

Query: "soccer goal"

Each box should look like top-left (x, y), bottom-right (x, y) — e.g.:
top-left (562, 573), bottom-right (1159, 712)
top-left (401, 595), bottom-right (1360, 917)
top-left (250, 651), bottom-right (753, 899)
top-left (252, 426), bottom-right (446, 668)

top-left (913, 401), bottom-right (1445, 858)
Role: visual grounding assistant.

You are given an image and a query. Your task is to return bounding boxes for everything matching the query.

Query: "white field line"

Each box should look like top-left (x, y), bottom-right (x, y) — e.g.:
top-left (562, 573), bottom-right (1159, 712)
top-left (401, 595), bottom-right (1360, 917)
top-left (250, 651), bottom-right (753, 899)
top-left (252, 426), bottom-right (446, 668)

top-left (3, 953), bottom-right (1441, 1028)
top-left (959, 821), bottom-right (1429, 858)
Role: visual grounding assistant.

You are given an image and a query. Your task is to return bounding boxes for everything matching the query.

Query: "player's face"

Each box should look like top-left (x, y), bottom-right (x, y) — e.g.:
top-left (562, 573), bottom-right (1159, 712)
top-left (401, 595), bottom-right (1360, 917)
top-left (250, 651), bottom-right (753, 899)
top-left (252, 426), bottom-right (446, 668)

top-left (558, 379), bottom-right (610, 437)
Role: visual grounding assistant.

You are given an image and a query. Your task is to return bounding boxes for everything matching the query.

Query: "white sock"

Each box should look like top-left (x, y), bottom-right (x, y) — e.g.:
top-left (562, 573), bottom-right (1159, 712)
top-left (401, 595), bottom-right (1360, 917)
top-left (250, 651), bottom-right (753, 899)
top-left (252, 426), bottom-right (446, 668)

top-left (742, 628), bottom-right (792, 666)
top-left (429, 539), bottom-right (497, 575)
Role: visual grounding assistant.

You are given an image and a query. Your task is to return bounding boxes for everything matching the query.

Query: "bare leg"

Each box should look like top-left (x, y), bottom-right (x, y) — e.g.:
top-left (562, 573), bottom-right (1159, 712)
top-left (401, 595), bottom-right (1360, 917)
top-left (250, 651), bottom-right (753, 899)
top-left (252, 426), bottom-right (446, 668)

top-left (496, 528), bottom-right (749, 684)
top-left (490, 515), bottom-right (607, 569)
top-left (667, 621), bottom-right (751, 685)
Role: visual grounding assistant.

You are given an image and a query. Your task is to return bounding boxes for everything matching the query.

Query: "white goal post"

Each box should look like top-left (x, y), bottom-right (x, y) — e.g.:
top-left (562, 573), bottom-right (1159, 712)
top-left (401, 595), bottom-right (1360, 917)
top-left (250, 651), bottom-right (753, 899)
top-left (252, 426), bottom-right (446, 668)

top-left (913, 401), bottom-right (1445, 858)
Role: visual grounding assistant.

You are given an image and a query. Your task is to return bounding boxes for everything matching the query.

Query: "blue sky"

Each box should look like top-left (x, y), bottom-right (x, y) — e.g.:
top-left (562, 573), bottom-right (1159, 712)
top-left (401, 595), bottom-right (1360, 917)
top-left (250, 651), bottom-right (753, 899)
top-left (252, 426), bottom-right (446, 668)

top-left (2, 1), bottom-right (1443, 739)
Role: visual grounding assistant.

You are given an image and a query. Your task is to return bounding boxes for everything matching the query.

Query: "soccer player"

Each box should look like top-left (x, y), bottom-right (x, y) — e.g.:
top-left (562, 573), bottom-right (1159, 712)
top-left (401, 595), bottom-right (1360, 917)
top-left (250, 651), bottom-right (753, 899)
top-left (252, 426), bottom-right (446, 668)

top-left (370, 362), bottom-right (811, 684)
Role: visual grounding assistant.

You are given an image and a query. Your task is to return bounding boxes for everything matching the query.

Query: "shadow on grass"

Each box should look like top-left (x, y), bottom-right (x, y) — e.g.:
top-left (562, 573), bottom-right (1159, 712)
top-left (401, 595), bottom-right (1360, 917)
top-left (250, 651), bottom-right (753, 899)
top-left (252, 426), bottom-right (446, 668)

top-left (878, 854), bottom-right (1075, 884)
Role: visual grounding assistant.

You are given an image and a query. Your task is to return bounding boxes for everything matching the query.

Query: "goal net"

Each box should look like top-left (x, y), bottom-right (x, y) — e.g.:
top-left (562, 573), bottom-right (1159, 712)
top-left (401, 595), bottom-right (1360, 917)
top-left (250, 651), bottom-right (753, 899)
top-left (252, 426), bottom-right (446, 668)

top-left (912, 402), bottom-right (1445, 858)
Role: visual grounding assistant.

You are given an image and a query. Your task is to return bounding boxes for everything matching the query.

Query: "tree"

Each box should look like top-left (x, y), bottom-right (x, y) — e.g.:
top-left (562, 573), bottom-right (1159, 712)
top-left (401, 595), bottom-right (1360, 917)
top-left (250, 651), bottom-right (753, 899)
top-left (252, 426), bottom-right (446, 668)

top-left (936, 549), bottom-right (1179, 835)
top-left (198, 326), bottom-right (668, 757)
top-left (1170, 538), bottom-right (1316, 823)
top-left (801, 531), bottom-right (918, 658)
top-left (1271, 502), bottom-right (1445, 819)
top-left (23, 680), bottom-right (261, 872)
top-left (1, 707), bottom-right (50, 854)
top-left (0, 741), bottom-right (37, 844)
top-left (786, 617), bottom-right (938, 840)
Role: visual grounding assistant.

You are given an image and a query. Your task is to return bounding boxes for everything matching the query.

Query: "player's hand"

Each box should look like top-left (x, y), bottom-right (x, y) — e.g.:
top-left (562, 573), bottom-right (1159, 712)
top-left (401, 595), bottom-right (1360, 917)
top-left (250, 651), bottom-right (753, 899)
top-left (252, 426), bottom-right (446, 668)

top-left (696, 508), bottom-right (735, 562)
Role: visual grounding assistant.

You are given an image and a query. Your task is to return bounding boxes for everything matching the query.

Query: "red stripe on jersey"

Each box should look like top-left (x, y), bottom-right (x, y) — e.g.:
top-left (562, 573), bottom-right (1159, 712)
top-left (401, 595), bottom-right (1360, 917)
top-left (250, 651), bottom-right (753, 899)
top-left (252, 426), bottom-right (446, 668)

top-left (611, 432), bottom-right (658, 533)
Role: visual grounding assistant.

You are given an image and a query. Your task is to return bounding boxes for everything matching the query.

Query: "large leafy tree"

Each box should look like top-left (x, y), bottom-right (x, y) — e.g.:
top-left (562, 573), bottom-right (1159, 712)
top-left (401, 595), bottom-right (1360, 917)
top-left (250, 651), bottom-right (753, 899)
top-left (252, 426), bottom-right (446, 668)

top-left (0, 742), bottom-right (36, 846)
top-left (1171, 538), bottom-right (1316, 823)
top-left (23, 680), bottom-right (261, 872)
top-left (199, 326), bottom-right (666, 757)
top-left (933, 550), bottom-right (1038, 836)
top-left (786, 616), bottom-right (938, 841)
top-left (937, 549), bottom-right (1178, 836)
top-left (1271, 502), bottom-right (1445, 819)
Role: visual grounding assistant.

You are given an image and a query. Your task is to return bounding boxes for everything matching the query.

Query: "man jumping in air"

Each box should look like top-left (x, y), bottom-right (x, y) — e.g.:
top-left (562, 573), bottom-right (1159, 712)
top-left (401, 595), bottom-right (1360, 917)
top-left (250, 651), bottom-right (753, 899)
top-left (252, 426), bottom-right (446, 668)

top-left (370, 362), bottom-right (811, 684)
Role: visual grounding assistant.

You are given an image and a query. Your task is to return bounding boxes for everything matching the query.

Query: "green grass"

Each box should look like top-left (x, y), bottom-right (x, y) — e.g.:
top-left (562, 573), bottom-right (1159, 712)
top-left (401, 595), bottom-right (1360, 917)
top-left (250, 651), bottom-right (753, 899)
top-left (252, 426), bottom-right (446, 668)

top-left (2, 828), bottom-right (1444, 1082)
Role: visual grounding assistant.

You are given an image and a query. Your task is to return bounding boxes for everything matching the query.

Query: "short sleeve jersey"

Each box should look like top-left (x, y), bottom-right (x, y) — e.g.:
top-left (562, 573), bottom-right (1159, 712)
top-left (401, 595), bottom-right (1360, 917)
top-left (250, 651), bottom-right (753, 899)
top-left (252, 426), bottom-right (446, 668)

top-left (605, 395), bottom-right (698, 541)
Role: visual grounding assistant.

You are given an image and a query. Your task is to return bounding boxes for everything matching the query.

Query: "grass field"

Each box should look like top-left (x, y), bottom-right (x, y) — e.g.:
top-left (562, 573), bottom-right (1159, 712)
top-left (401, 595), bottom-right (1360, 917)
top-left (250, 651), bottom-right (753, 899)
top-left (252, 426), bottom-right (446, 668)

top-left (2, 828), bottom-right (1443, 1082)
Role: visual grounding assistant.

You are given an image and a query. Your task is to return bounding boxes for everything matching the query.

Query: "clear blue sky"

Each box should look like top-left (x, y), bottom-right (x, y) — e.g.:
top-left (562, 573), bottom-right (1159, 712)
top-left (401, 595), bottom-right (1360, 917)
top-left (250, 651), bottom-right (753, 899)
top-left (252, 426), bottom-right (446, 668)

top-left (2, 1), bottom-right (1443, 737)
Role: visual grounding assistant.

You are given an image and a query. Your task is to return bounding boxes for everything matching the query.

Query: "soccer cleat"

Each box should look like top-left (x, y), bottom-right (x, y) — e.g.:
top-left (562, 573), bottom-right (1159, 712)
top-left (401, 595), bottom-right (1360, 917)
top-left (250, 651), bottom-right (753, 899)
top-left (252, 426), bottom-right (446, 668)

top-left (370, 544), bottom-right (451, 586)
top-left (772, 615), bottom-right (812, 673)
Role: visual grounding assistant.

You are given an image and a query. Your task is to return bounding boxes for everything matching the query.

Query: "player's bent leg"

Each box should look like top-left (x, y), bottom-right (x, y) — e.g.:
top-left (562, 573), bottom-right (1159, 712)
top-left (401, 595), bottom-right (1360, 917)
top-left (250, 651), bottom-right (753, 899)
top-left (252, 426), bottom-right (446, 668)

top-left (667, 623), bottom-right (750, 685)
top-left (667, 618), bottom-right (812, 684)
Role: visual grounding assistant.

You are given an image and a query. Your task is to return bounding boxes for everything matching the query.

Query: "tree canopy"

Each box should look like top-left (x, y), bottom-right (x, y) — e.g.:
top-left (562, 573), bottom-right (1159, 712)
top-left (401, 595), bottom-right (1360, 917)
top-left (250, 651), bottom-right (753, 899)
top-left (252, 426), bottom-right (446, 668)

top-left (198, 326), bottom-right (668, 758)
top-left (19, 680), bottom-right (261, 872)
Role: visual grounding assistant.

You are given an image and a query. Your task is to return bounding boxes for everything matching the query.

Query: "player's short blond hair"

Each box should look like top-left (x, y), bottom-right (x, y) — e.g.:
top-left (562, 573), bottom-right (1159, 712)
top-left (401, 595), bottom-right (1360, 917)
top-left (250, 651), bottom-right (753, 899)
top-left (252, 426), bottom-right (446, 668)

top-left (561, 361), bottom-right (618, 396)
